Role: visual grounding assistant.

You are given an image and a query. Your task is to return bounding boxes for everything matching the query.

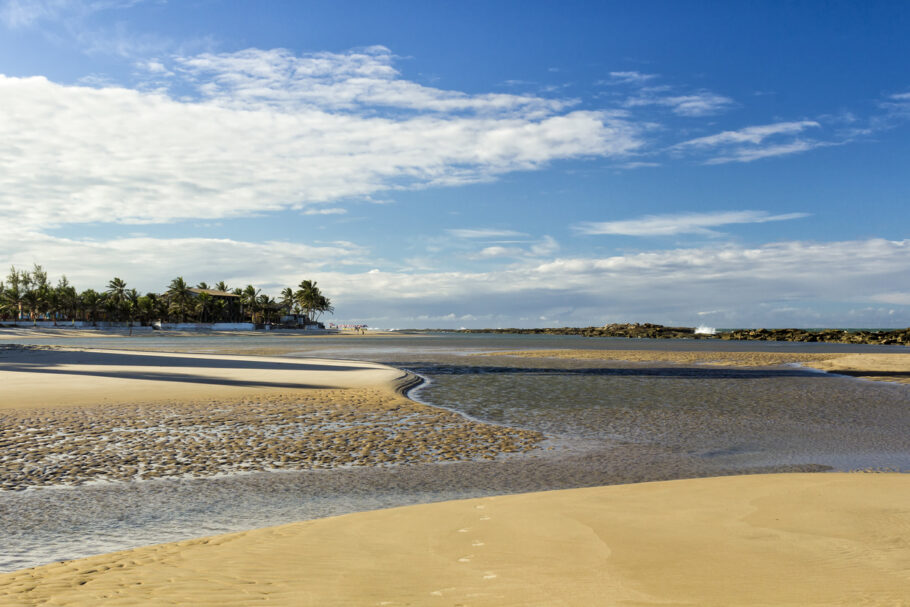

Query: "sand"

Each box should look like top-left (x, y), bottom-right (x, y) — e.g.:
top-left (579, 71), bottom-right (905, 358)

top-left (802, 353), bottom-right (910, 384)
top-left (488, 349), bottom-right (910, 384)
top-left (484, 348), bottom-right (852, 367)
top-left (0, 473), bottom-right (907, 606)
top-left (0, 345), bottom-right (416, 409)
top-left (0, 346), bottom-right (542, 489)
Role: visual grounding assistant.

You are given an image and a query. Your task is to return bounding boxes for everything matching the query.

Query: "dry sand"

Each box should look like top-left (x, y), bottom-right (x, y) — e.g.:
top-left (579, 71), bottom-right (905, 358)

top-left (803, 353), bottom-right (910, 384)
top-left (1, 473), bottom-right (907, 606)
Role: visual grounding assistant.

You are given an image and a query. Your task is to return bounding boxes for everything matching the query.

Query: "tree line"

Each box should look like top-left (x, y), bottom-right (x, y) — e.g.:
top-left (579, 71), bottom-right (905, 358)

top-left (0, 265), bottom-right (333, 327)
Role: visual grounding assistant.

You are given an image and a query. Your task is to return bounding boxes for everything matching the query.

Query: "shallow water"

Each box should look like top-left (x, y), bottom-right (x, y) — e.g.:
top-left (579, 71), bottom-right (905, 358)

top-left (1, 332), bottom-right (908, 572)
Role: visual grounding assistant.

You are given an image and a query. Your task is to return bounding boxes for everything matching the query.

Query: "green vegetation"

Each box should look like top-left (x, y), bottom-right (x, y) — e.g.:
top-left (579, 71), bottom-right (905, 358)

top-left (0, 265), bottom-right (333, 327)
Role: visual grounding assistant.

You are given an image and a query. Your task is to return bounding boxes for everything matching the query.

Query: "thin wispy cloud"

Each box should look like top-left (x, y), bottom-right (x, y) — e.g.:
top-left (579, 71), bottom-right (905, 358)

top-left (447, 228), bottom-right (529, 239)
top-left (672, 120), bottom-right (828, 164)
top-left (0, 0), bottom-right (143, 28)
top-left (705, 140), bottom-right (832, 165)
top-left (602, 71), bottom-right (658, 85)
top-left (575, 210), bottom-right (810, 237)
top-left (675, 121), bottom-right (820, 148)
top-left (624, 90), bottom-right (734, 117)
top-left (303, 208), bottom-right (347, 216)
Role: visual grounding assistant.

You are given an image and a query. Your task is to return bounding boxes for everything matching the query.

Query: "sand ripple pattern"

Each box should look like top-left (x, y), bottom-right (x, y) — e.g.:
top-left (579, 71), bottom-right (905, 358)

top-left (0, 389), bottom-right (543, 491)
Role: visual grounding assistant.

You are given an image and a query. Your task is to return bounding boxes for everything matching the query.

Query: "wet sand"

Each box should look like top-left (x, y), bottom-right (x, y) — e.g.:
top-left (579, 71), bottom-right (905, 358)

top-left (0, 347), bottom-right (541, 490)
top-left (489, 348), bottom-right (910, 384)
top-left (1, 473), bottom-right (907, 606)
top-left (485, 347), bottom-right (852, 367)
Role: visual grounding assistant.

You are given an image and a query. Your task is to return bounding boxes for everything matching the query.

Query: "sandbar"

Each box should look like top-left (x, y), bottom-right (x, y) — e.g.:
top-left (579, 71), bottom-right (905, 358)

top-left (1, 473), bottom-right (907, 605)
top-left (487, 348), bottom-right (910, 384)
top-left (0, 346), bottom-right (541, 489)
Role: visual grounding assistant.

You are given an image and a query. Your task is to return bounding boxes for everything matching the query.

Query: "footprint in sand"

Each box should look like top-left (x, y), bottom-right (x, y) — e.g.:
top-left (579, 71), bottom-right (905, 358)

top-left (479, 515), bottom-right (491, 521)
top-left (482, 572), bottom-right (497, 580)
top-left (471, 540), bottom-right (485, 547)
top-left (457, 554), bottom-right (474, 563)
top-left (457, 528), bottom-right (470, 533)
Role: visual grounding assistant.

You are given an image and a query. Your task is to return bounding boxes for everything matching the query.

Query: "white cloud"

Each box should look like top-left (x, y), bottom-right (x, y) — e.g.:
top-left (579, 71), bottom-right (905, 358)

top-left (0, 50), bottom-right (644, 229)
top-left (170, 46), bottom-right (577, 117)
top-left (0, 0), bottom-right (68, 27)
top-left (867, 292), bottom-right (910, 305)
top-left (302, 208), bottom-right (347, 216)
top-left (0, 227), bottom-right (371, 294)
top-left (705, 140), bottom-right (830, 164)
top-left (574, 210), bottom-right (810, 237)
top-left (672, 121), bottom-right (829, 164)
top-left (468, 235), bottom-right (559, 260)
top-left (447, 228), bottom-right (528, 239)
top-left (4, 228), bottom-right (908, 327)
top-left (675, 121), bottom-right (820, 148)
top-left (0, 0), bottom-right (145, 32)
top-left (625, 90), bottom-right (734, 116)
top-left (602, 71), bottom-right (658, 85)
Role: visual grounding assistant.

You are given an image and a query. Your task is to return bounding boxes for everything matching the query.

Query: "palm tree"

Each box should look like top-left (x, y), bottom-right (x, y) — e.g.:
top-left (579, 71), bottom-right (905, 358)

top-left (195, 292), bottom-right (214, 323)
top-left (56, 277), bottom-right (77, 326)
top-left (279, 287), bottom-right (296, 321)
top-left (257, 293), bottom-right (278, 324)
top-left (166, 277), bottom-right (192, 322)
top-left (106, 277), bottom-right (128, 322)
top-left (80, 289), bottom-right (102, 326)
top-left (215, 281), bottom-right (229, 292)
top-left (295, 280), bottom-right (332, 325)
top-left (196, 281), bottom-right (210, 290)
top-left (1, 268), bottom-right (23, 321)
top-left (125, 288), bottom-right (139, 327)
top-left (241, 285), bottom-right (260, 322)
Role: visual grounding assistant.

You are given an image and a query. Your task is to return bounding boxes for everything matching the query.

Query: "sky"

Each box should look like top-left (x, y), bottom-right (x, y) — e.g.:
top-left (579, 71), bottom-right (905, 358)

top-left (0, 0), bottom-right (909, 329)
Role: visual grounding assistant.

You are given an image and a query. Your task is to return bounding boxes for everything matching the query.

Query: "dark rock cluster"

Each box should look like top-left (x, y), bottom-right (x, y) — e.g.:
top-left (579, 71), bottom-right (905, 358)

top-left (448, 323), bottom-right (910, 345)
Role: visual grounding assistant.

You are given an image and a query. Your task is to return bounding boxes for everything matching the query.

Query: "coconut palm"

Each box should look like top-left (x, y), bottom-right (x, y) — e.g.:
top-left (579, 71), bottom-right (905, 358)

top-left (166, 277), bottom-right (192, 322)
top-left (279, 287), bottom-right (296, 318)
top-left (241, 285), bottom-right (260, 322)
top-left (80, 289), bottom-right (102, 326)
top-left (106, 277), bottom-right (128, 322)
top-left (195, 292), bottom-right (214, 323)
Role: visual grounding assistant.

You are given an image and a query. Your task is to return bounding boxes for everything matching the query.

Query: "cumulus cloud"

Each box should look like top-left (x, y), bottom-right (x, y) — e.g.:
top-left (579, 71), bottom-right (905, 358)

top-left (4, 227), bottom-right (908, 327)
top-left (574, 210), bottom-right (809, 237)
top-left (0, 49), bottom-right (645, 229)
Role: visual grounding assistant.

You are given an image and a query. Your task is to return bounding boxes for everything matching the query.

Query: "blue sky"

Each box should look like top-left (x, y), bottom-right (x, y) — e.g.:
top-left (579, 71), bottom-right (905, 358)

top-left (1, 0), bottom-right (909, 328)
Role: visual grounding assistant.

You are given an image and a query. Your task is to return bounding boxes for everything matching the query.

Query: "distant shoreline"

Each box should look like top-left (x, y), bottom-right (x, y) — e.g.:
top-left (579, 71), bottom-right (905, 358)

top-left (421, 323), bottom-right (910, 346)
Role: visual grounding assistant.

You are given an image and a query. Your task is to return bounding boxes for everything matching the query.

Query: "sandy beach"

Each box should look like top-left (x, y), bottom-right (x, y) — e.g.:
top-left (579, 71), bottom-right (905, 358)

top-left (1, 344), bottom-right (908, 604)
top-left (1, 473), bottom-right (907, 605)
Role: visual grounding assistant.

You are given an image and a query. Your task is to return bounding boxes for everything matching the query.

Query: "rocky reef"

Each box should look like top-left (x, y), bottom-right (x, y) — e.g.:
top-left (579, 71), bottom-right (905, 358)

top-left (447, 323), bottom-right (910, 345)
